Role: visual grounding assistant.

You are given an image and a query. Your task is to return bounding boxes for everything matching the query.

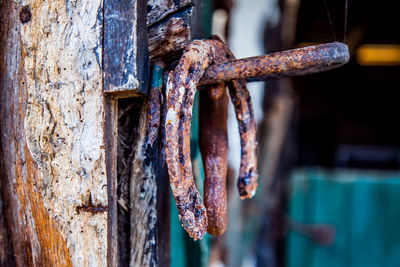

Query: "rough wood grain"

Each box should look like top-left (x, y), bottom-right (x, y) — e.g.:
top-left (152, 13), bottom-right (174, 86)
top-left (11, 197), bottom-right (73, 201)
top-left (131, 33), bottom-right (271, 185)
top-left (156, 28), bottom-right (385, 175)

top-left (148, 8), bottom-right (193, 62)
top-left (129, 102), bottom-right (158, 267)
top-left (0, 0), bottom-right (200, 265)
top-left (105, 96), bottom-right (119, 267)
top-left (114, 70), bottom-right (170, 266)
top-left (103, 0), bottom-right (149, 96)
top-left (0, 5), bottom-right (17, 266)
top-left (117, 95), bottom-right (168, 267)
top-left (0, 185), bottom-right (14, 266)
top-left (147, 0), bottom-right (202, 62)
top-left (1, 0), bottom-right (108, 266)
top-left (147, 0), bottom-right (193, 27)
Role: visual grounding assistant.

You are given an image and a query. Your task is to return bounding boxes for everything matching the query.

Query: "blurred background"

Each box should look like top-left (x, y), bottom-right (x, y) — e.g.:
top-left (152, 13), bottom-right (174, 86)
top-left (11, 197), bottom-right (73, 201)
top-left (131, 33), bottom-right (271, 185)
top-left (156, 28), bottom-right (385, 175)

top-left (172, 0), bottom-right (400, 266)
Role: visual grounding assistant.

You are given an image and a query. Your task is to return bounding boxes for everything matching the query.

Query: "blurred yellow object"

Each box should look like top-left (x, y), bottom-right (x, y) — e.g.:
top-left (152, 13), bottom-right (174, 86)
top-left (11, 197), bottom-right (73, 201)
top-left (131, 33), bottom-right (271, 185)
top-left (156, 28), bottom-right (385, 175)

top-left (356, 44), bottom-right (400, 66)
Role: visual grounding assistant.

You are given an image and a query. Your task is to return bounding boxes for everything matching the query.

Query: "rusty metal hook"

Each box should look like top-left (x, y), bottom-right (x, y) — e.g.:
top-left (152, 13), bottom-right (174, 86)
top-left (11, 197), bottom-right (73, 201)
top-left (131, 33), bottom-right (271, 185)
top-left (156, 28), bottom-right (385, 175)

top-left (164, 38), bottom-right (349, 240)
top-left (165, 38), bottom-right (258, 239)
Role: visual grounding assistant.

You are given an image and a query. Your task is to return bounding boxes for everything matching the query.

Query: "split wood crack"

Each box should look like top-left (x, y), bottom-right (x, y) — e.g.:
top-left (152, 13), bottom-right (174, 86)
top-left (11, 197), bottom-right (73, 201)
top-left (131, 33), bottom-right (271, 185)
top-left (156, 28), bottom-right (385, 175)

top-left (153, 37), bottom-right (348, 240)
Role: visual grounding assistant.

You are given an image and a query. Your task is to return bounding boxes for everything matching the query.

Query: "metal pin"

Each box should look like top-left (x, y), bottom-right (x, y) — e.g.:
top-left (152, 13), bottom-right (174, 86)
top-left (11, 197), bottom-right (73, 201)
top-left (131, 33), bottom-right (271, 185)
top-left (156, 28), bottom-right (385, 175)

top-left (198, 42), bottom-right (349, 86)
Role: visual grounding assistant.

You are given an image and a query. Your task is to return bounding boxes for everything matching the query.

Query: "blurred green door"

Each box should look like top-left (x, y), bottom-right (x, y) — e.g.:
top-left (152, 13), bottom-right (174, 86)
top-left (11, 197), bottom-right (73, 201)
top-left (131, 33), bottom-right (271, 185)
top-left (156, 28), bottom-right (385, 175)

top-left (287, 169), bottom-right (400, 267)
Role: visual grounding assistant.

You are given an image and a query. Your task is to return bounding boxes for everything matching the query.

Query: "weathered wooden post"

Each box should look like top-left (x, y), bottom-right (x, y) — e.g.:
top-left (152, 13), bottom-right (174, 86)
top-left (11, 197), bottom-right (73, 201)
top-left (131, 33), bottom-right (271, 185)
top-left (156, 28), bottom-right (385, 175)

top-left (0, 0), bottom-right (199, 266)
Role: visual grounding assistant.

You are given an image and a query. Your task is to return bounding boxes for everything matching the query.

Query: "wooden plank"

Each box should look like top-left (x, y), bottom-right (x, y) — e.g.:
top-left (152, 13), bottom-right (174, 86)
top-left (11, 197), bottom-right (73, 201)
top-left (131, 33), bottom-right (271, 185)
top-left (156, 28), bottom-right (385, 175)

top-left (129, 101), bottom-right (159, 266)
top-left (117, 94), bottom-right (170, 267)
top-left (148, 8), bottom-right (193, 62)
top-left (0, 0), bottom-right (108, 265)
top-left (104, 96), bottom-right (119, 267)
top-left (147, 0), bottom-right (193, 27)
top-left (110, 55), bottom-right (172, 267)
top-left (0, 0), bottom-right (74, 265)
top-left (0, 0), bottom-right (202, 266)
top-left (103, 0), bottom-right (149, 96)
top-left (108, 95), bottom-right (167, 266)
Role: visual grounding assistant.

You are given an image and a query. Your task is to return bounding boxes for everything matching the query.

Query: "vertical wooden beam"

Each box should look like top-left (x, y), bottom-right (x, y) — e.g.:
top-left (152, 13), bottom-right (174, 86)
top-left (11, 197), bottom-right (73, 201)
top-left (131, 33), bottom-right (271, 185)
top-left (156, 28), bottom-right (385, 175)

top-left (0, 2), bottom-right (18, 265)
top-left (103, 0), bottom-right (149, 96)
top-left (129, 101), bottom-right (159, 266)
top-left (0, 1), bottom-right (74, 265)
top-left (105, 96), bottom-right (119, 266)
top-left (1, 0), bottom-right (108, 265)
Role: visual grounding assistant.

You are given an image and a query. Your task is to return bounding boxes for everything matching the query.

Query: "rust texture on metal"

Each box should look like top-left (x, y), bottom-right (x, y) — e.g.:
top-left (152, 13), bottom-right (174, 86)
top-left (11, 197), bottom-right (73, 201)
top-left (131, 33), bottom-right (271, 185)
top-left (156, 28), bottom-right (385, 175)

top-left (200, 36), bottom-right (259, 234)
top-left (165, 41), bottom-right (214, 240)
top-left (164, 38), bottom-right (350, 237)
top-left (162, 37), bottom-right (350, 239)
top-left (227, 80), bottom-right (258, 198)
top-left (198, 42), bottom-right (350, 85)
top-left (208, 35), bottom-right (259, 199)
top-left (165, 38), bottom-right (259, 239)
top-left (76, 205), bottom-right (108, 214)
top-left (76, 193), bottom-right (108, 214)
top-left (200, 82), bottom-right (229, 235)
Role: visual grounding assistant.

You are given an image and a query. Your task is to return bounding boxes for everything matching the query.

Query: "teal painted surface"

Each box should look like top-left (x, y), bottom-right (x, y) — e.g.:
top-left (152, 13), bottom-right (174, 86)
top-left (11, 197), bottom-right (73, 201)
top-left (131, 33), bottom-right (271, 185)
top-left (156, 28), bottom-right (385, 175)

top-left (287, 169), bottom-right (400, 267)
top-left (170, 193), bottom-right (189, 267)
top-left (150, 64), bottom-right (163, 88)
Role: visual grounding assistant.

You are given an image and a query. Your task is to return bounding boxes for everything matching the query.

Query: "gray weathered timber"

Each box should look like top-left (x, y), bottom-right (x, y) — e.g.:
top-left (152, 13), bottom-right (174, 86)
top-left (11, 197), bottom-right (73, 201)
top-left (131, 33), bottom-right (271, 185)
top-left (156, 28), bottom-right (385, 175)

top-left (116, 67), bottom-right (169, 266)
top-left (103, 0), bottom-right (149, 95)
top-left (0, 0), bottom-right (108, 266)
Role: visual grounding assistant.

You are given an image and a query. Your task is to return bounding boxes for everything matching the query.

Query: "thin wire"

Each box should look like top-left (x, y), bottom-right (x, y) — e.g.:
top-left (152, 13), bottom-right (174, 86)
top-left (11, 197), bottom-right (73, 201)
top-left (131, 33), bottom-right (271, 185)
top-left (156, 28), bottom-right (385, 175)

top-left (323, 0), bottom-right (337, 41)
top-left (344, 0), bottom-right (349, 43)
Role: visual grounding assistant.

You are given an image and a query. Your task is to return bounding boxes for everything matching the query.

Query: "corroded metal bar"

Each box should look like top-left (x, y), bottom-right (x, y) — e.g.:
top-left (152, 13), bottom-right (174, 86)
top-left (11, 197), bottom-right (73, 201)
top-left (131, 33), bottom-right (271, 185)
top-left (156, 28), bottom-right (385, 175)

top-left (198, 42), bottom-right (349, 85)
top-left (208, 36), bottom-right (259, 199)
top-left (200, 82), bottom-right (229, 236)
